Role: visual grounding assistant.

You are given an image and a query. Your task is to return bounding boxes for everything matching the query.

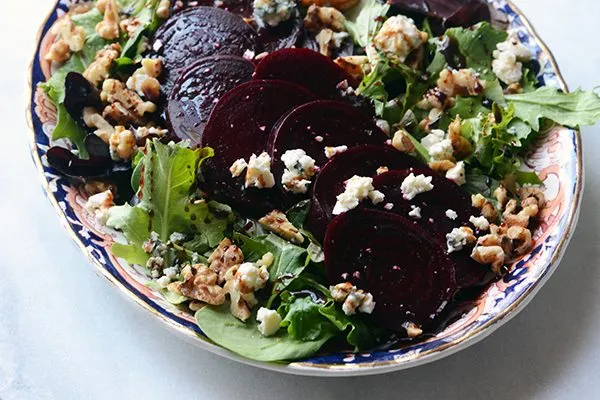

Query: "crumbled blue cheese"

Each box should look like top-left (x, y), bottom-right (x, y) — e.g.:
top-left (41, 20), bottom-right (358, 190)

top-left (229, 158), bottom-right (248, 177)
top-left (252, 0), bottom-right (296, 28)
top-left (446, 227), bottom-right (472, 254)
top-left (469, 215), bottom-right (490, 231)
top-left (245, 152), bottom-right (275, 189)
top-left (445, 209), bottom-right (458, 220)
top-left (400, 173), bottom-right (434, 200)
top-left (280, 149), bottom-right (317, 194)
top-left (324, 145), bottom-right (348, 159)
top-left (235, 262), bottom-right (269, 292)
top-left (372, 15), bottom-right (428, 63)
top-left (84, 190), bottom-right (115, 225)
top-left (256, 307), bottom-right (282, 336)
top-left (428, 138), bottom-right (453, 161)
top-left (492, 32), bottom-right (533, 85)
top-left (330, 282), bottom-right (376, 315)
top-left (408, 205), bottom-right (421, 219)
top-left (446, 161), bottom-right (466, 186)
top-left (333, 176), bottom-right (385, 215)
top-left (420, 129), bottom-right (445, 150)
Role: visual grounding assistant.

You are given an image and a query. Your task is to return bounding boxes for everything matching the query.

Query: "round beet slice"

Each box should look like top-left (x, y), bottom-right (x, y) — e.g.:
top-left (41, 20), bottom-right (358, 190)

top-left (253, 48), bottom-right (354, 98)
top-left (200, 79), bottom-right (316, 214)
top-left (150, 6), bottom-right (258, 95)
top-left (307, 145), bottom-right (424, 240)
top-left (167, 55), bottom-right (255, 145)
top-left (257, 14), bottom-right (304, 53)
top-left (324, 209), bottom-right (458, 332)
top-left (372, 169), bottom-right (488, 288)
top-left (268, 100), bottom-right (387, 199)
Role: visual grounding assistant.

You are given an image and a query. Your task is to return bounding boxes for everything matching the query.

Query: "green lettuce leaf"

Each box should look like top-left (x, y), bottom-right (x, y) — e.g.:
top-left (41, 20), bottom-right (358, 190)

top-left (344, 0), bottom-right (389, 47)
top-left (52, 104), bottom-right (89, 159)
top-left (280, 296), bottom-right (337, 341)
top-left (445, 22), bottom-right (507, 80)
top-left (506, 87), bottom-right (600, 130)
top-left (195, 304), bottom-right (333, 362)
top-left (71, 8), bottom-right (110, 65)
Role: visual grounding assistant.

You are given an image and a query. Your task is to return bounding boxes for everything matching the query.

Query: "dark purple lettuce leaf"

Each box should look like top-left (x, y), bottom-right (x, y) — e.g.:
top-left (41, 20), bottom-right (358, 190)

top-left (388, 0), bottom-right (490, 29)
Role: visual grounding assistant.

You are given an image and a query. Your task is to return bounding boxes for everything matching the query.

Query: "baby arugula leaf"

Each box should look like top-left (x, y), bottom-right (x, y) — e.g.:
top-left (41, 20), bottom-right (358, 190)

top-left (345, 0), bottom-right (390, 48)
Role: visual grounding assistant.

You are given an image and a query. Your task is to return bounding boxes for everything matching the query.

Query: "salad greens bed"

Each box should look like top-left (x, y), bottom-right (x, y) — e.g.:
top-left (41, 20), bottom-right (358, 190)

top-left (38, 0), bottom-right (600, 363)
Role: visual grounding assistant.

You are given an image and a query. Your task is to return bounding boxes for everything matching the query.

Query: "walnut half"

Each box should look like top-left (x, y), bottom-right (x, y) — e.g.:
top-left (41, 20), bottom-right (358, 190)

top-left (171, 264), bottom-right (226, 305)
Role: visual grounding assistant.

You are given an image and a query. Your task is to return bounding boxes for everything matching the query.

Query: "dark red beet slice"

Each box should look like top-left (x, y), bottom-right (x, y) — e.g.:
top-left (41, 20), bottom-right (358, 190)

top-left (268, 100), bottom-right (387, 199)
top-left (307, 145), bottom-right (423, 240)
top-left (253, 48), bottom-right (354, 98)
top-left (324, 209), bottom-right (458, 332)
top-left (200, 80), bottom-right (316, 214)
top-left (257, 14), bottom-right (304, 53)
top-left (150, 6), bottom-right (258, 95)
top-left (167, 55), bottom-right (255, 145)
top-left (371, 169), bottom-right (488, 288)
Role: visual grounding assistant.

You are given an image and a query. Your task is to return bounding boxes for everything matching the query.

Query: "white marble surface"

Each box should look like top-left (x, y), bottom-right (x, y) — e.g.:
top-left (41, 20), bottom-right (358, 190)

top-left (2, 0), bottom-right (600, 398)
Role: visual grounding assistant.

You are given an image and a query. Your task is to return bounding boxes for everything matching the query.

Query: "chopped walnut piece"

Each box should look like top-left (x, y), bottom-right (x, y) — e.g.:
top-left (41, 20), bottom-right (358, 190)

top-left (119, 17), bottom-right (143, 38)
top-left (157, 0), bottom-right (172, 19)
top-left (472, 193), bottom-right (499, 222)
top-left (494, 185), bottom-right (508, 209)
top-left (447, 116), bottom-right (472, 158)
top-left (299, 0), bottom-right (359, 11)
top-left (315, 29), bottom-right (348, 57)
top-left (437, 68), bottom-right (484, 98)
top-left (471, 245), bottom-right (505, 274)
top-left (334, 56), bottom-right (369, 81)
top-left (83, 180), bottom-right (116, 197)
top-left (45, 40), bottom-right (71, 63)
top-left (429, 160), bottom-right (455, 173)
top-left (520, 186), bottom-right (545, 208)
top-left (126, 59), bottom-right (163, 101)
top-left (174, 264), bottom-right (226, 305)
top-left (46, 16), bottom-right (85, 63)
top-left (391, 128), bottom-right (415, 153)
top-left (101, 79), bottom-right (157, 125)
top-left (258, 210), bottom-right (304, 244)
top-left (507, 225), bottom-right (533, 256)
top-left (402, 322), bottom-right (423, 338)
top-left (83, 43), bottom-right (121, 86)
top-left (82, 107), bottom-right (115, 143)
top-left (207, 238), bottom-right (244, 284)
top-left (304, 5), bottom-right (346, 33)
top-left (96, 0), bottom-right (110, 13)
top-left (109, 126), bottom-right (137, 160)
top-left (96, 0), bottom-right (120, 40)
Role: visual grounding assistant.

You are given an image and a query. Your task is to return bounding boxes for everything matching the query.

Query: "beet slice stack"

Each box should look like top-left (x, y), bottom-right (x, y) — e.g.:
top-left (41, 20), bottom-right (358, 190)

top-left (324, 209), bottom-right (458, 333)
top-left (372, 169), bottom-right (490, 288)
top-left (167, 55), bottom-right (255, 145)
top-left (253, 48), bottom-right (354, 98)
top-left (307, 145), bottom-right (423, 240)
top-left (200, 79), bottom-right (316, 214)
top-left (150, 6), bottom-right (258, 95)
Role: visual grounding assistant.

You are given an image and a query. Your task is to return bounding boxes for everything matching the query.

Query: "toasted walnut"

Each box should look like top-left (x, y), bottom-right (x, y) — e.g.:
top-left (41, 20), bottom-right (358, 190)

top-left (429, 160), bottom-right (455, 173)
top-left (472, 193), bottom-right (499, 222)
top-left (224, 277), bottom-right (252, 321)
top-left (188, 301), bottom-right (204, 311)
top-left (83, 180), bottom-right (116, 197)
top-left (48, 16), bottom-right (85, 59)
top-left (417, 88), bottom-right (453, 111)
top-left (391, 128), bottom-right (415, 153)
top-left (157, 0), bottom-right (172, 19)
top-left (96, 0), bottom-right (109, 13)
top-left (259, 210), bottom-right (304, 244)
top-left (471, 245), bottom-right (505, 274)
top-left (315, 29), bottom-right (348, 57)
top-left (82, 107), bottom-right (115, 143)
top-left (507, 226), bottom-right (533, 256)
top-left (119, 17), bottom-right (143, 37)
top-left (494, 185), bottom-right (509, 209)
top-left (376, 166), bottom-right (389, 175)
top-left (83, 43), bottom-right (121, 86)
top-left (96, 0), bottom-right (120, 40)
top-left (45, 40), bottom-right (71, 63)
top-left (505, 82), bottom-right (522, 94)
top-left (402, 322), bottom-right (423, 338)
top-left (330, 282), bottom-right (354, 302)
top-left (126, 59), bottom-right (163, 101)
top-left (478, 226), bottom-right (513, 255)
top-left (504, 199), bottom-right (518, 215)
top-left (437, 68), bottom-right (484, 98)
top-left (207, 238), bottom-right (244, 284)
top-left (503, 197), bottom-right (538, 228)
top-left (472, 193), bottom-right (485, 208)
top-left (299, 0), bottom-right (359, 11)
top-left (447, 116), bottom-right (472, 158)
top-left (304, 5), bottom-right (346, 33)
top-left (334, 56), bottom-right (369, 81)
top-left (109, 126), bottom-right (136, 161)
top-left (135, 126), bottom-right (168, 141)
top-left (174, 264), bottom-right (226, 305)
top-left (520, 186), bottom-right (545, 208)
top-left (102, 79), bottom-right (157, 125)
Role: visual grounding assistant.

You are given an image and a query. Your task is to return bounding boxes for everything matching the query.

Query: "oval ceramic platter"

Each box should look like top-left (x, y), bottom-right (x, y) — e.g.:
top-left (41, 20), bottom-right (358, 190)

top-left (27, 0), bottom-right (582, 376)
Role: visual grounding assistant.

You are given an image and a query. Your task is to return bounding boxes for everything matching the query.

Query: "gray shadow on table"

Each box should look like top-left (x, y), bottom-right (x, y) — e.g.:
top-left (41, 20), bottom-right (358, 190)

top-left (147, 151), bottom-right (600, 400)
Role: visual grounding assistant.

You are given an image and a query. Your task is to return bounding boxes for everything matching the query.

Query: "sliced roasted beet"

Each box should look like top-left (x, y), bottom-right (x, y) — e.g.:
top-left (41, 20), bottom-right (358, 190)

top-left (307, 145), bottom-right (423, 240)
top-left (84, 134), bottom-right (110, 159)
top-left (200, 80), bottom-right (316, 214)
top-left (371, 169), bottom-right (488, 288)
top-left (150, 6), bottom-right (258, 95)
top-left (167, 55), bottom-right (255, 145)
top-left (268, 100), bottom-right (387, 197)
top-left (64, 72), bottom-right (101, 124)
top-left (46, 146), bottom-right (111, 178)
top-left (324, 209), bottom-right (458, 332)
top-left (253, 48), bottom-right (354, 98)
top-left (257, 14), bottom-right (304, 52)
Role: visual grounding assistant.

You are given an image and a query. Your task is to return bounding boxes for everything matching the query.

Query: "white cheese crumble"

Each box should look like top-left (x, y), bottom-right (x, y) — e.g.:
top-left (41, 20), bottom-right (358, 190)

top-left (280, 149), bottom-right (317, 194)
top-left (445, 209), bottom-right (458, 220)
top-left (245, 152), bottom-right (275, 189)
top-left (446, 161), bottom-right (466, 186)
top-left (373, 15), bottom-right (428, 63)
top-left (324, 145), bottom-right (348, 159)
top-left (400, 173), bottom-right (434, 200)
top-left (428, 138), bottom-right (454, 161)
top-left (229, 158), bottom-right (248, 177)
top-left (408, 205), bottom-right (421, 219)
top-left (470, 215), bottom-right (490, 231)
top-left (492, 32), bottom-right (533, 85)
top-left (256, 307), bottom-right (282, 336)
top-left (235, 262), bottom-right (269, 292)
top-left (446, 227), bottom-right (470, 254)
top-left (84, 190), bottom-right (115, 225)
top-left (330, 282), bottom-right (376, 315)
top-left (252, 0), bottom-right (296, 28)
top-left (384, 202), bottom-right (394, 210)
top-left (332, 176), bottom-right (385, 215)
